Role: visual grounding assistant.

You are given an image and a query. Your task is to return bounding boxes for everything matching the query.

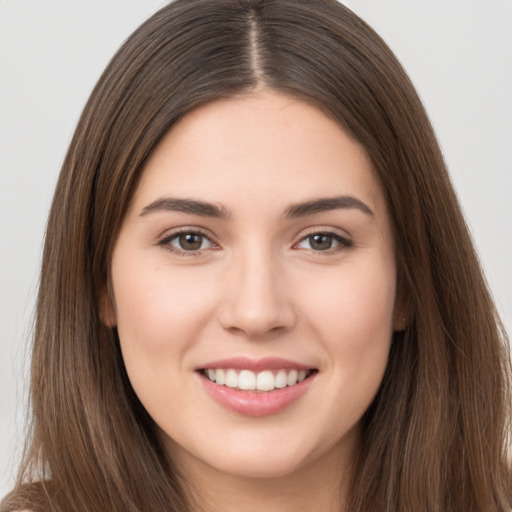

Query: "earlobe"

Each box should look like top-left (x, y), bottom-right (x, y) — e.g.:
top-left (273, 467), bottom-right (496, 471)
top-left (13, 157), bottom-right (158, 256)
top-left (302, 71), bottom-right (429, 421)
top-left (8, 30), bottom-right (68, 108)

top-left (393, 312), bottom-right (407, 332)
top-left (393, 286), bottom-right (408, 332)
top-left (99, 289), bottom-right (117, 328)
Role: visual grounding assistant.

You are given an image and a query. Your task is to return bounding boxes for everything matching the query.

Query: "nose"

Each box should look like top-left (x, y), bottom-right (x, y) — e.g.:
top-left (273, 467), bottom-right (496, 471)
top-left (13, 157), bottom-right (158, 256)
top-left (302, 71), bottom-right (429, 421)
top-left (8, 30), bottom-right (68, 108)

top-left (217, 247), bottom-right (297, 339)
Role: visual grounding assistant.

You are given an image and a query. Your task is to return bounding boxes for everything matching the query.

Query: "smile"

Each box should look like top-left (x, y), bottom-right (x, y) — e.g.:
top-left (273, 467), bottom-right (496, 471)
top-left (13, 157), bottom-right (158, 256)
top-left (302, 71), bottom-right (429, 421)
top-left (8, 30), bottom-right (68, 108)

top-left (200, 368), bottom-right (313, 392)
top-left (197, 359), bottom-right (318, 416)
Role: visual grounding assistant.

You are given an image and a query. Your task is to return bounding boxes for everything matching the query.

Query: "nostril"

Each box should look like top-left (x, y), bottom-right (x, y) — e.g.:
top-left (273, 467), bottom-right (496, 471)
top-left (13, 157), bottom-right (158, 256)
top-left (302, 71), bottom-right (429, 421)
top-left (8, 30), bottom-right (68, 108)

top-left (218, 303), bottom-right (297, 339)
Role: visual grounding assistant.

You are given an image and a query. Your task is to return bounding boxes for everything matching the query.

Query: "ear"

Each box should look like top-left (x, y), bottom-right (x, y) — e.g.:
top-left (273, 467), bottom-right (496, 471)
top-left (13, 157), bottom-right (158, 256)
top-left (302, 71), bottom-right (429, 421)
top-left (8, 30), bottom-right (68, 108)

top-left (99, 287), bottom-right (117, 328)
top-left (393, 308), bottom-right (407, 332)
top-left (393, 284), bottom-right (408, 332)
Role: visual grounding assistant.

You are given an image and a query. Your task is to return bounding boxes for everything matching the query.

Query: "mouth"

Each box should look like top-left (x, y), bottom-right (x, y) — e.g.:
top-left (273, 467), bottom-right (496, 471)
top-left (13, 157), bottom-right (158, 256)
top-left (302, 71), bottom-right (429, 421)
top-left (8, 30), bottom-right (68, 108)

top-left (196, 357), bottom-right (318, 416)
top-left (198, 368), bottom-right (317, 393)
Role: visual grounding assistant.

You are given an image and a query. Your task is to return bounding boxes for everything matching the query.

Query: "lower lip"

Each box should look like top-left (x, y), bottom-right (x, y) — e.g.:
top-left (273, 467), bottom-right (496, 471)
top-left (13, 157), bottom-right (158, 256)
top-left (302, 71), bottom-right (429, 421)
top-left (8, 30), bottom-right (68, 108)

top-left (198, 372), bottom-right (315, 417)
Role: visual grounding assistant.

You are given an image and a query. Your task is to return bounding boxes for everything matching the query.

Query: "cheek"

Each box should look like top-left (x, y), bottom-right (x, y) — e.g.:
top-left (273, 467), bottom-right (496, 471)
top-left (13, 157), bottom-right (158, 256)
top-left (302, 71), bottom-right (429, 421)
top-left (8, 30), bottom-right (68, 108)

top-left (113, 262), bottom-right (214, 352)
top-left (304, 265), bottom-right (396, 429)
top-left (307, 265), bottom-right (395, 341)
top-left (299, 258), bottom-right (396, 401)
top-left (111, 261), bottom-right (220, 420)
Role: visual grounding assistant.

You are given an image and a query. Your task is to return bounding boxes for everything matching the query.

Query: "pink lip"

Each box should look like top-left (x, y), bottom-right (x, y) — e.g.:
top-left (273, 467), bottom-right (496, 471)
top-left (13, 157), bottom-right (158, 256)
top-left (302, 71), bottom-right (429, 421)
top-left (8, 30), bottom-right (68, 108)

top-left (199, 375), bottom-right (314, 417)
top-left (196, 360), bottom-right (317, 417)
top-left (197, 356), bottom-right (313, 372)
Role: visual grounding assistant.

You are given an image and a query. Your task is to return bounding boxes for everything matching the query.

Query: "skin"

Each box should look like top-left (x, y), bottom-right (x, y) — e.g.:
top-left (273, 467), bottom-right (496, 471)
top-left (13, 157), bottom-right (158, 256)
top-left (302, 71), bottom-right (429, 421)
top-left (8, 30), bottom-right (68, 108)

top-left (105, 90), bottom-right (402, 511)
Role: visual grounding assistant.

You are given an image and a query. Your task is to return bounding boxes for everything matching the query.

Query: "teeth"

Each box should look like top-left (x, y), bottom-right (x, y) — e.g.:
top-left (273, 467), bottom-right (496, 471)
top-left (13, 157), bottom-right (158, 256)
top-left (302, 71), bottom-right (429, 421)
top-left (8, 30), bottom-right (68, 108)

top-left (215, 369), bottom-right (225, 385)
top-left (287, 369), bottom-right (298, 386)
top-left (238, 369), bottom-right (256, 390)
top-left (203, 368), bottom-right (312, 391)
top-left (257, 370), bottom-right (275, 391)
top-left (225, 369), bottom-right (238, 388)
top-left (275, 369), bottom-right (288, 389)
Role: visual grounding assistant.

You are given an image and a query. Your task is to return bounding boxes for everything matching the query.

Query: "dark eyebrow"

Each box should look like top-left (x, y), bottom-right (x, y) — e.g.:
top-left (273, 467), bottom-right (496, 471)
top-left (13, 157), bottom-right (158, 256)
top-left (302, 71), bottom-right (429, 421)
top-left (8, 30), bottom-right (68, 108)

top-left (140, 195), bottom-right (374, 220)
top-left (140, 197), bottom-right (230, 219)
top-left (284, 196), bottom-right (374, 218)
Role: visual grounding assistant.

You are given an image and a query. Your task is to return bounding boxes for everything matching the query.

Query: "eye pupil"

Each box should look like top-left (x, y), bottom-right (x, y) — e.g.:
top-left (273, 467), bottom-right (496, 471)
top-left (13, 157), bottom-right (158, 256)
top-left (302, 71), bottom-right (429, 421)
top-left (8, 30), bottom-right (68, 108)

top-left (310, 234), bottom-right (332, 250)
top-left (179, 233), bottom-right (203, 251)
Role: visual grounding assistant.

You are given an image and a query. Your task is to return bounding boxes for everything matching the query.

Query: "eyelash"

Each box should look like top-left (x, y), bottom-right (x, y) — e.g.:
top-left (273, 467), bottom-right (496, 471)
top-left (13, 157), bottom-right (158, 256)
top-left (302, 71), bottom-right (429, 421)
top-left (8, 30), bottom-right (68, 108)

top-left (157, 228), bottom-right (352, 257)
top-left (294, 229), bottom-right (353, 253)
top-left (157, 228), bottom-right (218, 257)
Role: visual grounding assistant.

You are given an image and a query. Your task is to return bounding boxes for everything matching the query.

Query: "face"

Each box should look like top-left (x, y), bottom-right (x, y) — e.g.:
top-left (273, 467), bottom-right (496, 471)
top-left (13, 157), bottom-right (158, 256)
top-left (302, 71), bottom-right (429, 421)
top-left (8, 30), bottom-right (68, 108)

top-left (106, 90), bottom-right (401, 482)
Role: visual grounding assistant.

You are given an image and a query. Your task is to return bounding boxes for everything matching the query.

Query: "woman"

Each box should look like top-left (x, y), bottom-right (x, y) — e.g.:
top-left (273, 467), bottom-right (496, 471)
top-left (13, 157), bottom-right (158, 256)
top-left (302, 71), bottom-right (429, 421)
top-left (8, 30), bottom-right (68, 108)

top-left (3, 0), bottom-right (511, 511)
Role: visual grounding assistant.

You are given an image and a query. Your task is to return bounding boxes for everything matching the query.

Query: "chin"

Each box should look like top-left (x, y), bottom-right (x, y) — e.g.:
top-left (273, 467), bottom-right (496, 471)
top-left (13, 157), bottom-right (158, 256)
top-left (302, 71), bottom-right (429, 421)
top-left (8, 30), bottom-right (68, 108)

top-left (206, 452), bottom-right (310, 480)
top-left (162, 425), bottom-right (316, 480)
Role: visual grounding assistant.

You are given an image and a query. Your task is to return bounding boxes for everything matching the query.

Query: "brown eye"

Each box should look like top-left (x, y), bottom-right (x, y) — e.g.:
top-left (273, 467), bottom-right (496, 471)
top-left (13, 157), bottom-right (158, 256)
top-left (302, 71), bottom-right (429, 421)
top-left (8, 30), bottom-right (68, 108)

top-left (308, 234), bottom-right (334, 251)
top-left (160, 231), bottom-right (215, 254)
top-left (295, 231), bottom-right (352, 252)
top-left (178, 233), bottom-right (204, 251)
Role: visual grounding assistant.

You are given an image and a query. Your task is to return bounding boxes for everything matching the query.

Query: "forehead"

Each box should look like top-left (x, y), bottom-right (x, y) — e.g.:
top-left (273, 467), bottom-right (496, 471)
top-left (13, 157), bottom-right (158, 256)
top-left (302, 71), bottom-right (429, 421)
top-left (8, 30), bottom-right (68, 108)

top-left (130, 90), bottom-right (384, 218)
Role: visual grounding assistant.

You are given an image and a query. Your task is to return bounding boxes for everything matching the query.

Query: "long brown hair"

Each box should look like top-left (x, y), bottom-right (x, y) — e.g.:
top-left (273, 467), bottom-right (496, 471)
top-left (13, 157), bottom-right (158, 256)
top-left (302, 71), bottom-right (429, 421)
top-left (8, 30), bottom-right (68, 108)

top-left (3, 1), bottom-right (511, 510)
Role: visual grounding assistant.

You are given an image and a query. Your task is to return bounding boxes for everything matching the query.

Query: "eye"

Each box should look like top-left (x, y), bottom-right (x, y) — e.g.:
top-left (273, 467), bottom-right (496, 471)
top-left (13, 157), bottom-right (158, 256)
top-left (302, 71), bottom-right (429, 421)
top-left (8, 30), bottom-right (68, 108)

top-left (159, 230), bottom-right (216, 254)
top-left (295, 232), bottom-right (351, 252)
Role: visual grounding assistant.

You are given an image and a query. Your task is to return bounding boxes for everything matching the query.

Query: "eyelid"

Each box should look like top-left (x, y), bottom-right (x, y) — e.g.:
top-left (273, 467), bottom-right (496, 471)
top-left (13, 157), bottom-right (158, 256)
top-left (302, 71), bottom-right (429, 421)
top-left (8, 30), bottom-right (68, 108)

top-left (292, 226), bottom-right (353, 251)
top-left (157, 226), bottom-right (220, 256)
top-left (156, 225), bottom-right (352, 256)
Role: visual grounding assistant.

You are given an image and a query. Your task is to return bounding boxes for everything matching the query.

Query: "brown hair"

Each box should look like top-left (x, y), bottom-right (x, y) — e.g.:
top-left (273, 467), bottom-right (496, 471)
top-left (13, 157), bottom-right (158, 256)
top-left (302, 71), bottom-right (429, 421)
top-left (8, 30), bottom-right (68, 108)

top-left (3, 1), bottom-right (511, 510)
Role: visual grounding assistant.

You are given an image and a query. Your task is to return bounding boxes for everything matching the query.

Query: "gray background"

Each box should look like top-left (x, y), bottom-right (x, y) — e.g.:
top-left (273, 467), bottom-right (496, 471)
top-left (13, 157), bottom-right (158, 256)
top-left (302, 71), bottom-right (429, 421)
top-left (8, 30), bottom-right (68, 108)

top-left (1, 0), bottom-right (511, 494)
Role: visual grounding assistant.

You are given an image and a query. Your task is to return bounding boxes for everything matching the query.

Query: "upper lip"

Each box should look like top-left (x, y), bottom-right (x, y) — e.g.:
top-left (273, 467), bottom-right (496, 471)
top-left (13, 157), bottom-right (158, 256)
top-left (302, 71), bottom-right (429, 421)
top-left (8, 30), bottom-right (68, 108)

top-left (197, 356), bottom-right (314, 372)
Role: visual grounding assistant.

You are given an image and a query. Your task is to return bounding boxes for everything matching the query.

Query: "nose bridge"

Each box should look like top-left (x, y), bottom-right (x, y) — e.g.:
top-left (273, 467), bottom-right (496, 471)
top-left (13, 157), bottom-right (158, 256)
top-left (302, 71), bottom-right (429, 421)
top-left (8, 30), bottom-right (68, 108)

top-left (218, 240), bottom-right (295, 337)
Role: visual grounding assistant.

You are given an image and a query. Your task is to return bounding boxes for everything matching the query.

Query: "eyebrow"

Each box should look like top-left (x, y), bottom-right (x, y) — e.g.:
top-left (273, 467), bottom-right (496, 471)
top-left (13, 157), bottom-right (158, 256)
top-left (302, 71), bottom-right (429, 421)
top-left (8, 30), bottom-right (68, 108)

top-left (140, 197), bottom-right (231, 219)
top-left (284, 196), bottom-right (374, 218)
top-left (139, 195), bottom-right (374, 219)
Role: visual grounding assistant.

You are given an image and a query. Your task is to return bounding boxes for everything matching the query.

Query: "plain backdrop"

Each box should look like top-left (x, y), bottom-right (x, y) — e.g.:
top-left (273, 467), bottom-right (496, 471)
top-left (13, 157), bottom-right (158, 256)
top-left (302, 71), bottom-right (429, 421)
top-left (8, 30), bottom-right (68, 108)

top-left (1, 0), bottom-right (511, 495)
